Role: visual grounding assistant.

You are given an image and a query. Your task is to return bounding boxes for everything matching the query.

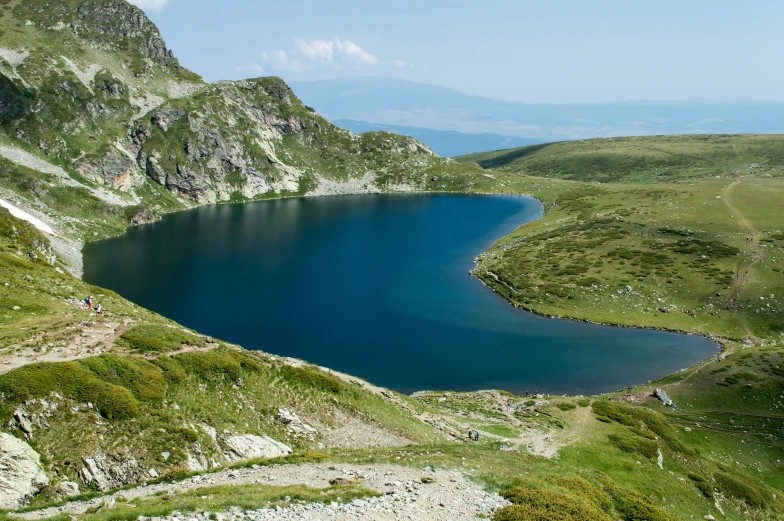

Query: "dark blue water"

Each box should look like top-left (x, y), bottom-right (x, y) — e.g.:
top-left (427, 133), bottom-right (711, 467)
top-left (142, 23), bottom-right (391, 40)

top-left (83, 194), bottom-right (716, 395)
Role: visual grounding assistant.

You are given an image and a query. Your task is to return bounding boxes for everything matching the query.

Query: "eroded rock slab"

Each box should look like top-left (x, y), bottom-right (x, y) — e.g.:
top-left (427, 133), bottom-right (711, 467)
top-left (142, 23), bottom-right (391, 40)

top-left (222, 434), bottom-right (292, 462)
top-left (0, 432), bottom-right (50, 509)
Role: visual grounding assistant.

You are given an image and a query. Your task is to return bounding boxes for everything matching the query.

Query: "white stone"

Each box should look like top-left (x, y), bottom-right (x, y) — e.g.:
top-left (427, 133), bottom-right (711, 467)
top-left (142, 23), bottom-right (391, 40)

top-left (222, 434), bottom-right (292, 462)
top-left (0, 432), bottom-right (50, 509)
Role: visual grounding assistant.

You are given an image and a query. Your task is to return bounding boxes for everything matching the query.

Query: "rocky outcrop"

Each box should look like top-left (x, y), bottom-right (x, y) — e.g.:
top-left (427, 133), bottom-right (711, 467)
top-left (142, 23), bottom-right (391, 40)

top-left (79, 452), bottom-right (145, 491)
top-left (1, 0), bottom-right (444, 212)
top-left (0, 73), bottom-right (29, 124)
top-left (277, 408), bottom-right (317, 439)
top-left (15, 1), bottom-right (179, 68)
top-left (131, 207), bottom-right (156, 225)
top-left (0, 432), bottom-right (50, 509)
top-left (135, 78), bottom-right (437, 203)
top-left (221, 434), bottom-right (292, 462)
top-left (79, 147), bottom-right (142, 190)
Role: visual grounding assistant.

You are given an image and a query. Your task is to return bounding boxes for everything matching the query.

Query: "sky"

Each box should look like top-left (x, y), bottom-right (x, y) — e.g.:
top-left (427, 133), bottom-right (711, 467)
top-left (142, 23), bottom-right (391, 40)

top-left (129, 0), bottom-right (784, 103)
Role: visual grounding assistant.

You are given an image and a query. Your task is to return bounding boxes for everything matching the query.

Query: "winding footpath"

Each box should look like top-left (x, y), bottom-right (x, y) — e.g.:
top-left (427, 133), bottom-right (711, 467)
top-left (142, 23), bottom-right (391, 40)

top-left (723, 178), bottom-right (762, 340)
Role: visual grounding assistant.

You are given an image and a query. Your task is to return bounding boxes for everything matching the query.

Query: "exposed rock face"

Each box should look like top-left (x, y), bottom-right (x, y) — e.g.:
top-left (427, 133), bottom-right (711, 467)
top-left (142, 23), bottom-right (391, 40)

top-left (58, 481), bottom-right (80, 497)
top-left (0, 432), bottom-right (50, 509)
top-left (79, 148), bottom-right (142, 190)
top-left (79, 453), bottom-right (144, 491)
top-left (0, 73), bottom-right (29, 123)
top-left (222, 434), bottom-right (292, 462)
top-left (277, 408), bottom-right (318, 438)
top-left (2, 0), bottom-right (444, 213)
top-left (136, 78), bottom-right (436, 203)
top-left (131, 207), bottom-right (156, 225)
top-left (15, 1), bottom-right (178, 67)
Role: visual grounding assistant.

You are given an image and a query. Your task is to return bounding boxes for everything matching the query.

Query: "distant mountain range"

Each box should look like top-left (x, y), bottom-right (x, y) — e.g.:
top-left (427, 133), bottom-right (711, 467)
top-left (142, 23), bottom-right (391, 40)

top-left (291, 77), bottom-right (784, 142)
top-left (333, 120), bottom-right (545, 157)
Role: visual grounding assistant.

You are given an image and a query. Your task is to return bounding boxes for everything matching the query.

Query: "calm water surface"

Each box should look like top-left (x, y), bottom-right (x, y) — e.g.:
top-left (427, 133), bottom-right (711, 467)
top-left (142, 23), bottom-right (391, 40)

top-left (84, 194), bottom-right (716, 394)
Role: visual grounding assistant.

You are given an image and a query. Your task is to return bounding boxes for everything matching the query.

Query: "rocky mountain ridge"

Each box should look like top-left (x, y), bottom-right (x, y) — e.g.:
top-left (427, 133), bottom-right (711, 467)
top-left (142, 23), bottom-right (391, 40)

top-left (0, 0), bottom-right (447, 210)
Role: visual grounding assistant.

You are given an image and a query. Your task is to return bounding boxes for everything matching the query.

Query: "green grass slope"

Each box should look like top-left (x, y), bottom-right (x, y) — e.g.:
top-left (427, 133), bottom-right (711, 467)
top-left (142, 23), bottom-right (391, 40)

top-left (457, 134), bottom-right (784, 182)
top-left (457, 135), bottom-right (784, 345)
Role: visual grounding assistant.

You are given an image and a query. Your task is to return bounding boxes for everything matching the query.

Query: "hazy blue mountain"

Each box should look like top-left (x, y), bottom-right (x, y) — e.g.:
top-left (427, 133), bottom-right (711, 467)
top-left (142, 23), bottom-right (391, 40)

top-left (292, 77), bottom-right (784, 140)
top-left (333, 119), bottom-right (545, 157)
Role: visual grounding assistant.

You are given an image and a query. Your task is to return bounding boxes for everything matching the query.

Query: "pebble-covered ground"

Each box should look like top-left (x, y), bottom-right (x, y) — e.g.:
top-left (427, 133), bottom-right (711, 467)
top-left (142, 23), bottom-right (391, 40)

top-left (20, 464), bottom-right (507, 521)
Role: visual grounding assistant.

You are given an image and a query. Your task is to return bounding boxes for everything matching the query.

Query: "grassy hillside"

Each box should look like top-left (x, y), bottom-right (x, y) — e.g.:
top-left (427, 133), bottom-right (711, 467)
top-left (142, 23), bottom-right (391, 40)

top-left (458, 134), bottom-right (784, 182)
top-left (455, 135), bottom-right (784, 346)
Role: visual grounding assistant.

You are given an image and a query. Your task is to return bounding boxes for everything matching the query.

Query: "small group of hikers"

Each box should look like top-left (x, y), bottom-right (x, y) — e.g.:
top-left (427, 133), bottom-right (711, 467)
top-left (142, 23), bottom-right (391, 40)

top-left (467, 428), bottom-right (481, 442)
top-left (79, 296), bottom-right (103, 315)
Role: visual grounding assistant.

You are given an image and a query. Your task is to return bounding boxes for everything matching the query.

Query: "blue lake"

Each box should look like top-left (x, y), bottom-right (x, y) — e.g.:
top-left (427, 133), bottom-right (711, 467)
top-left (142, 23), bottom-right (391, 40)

top-left (83, 194), bottom-right (717, 395)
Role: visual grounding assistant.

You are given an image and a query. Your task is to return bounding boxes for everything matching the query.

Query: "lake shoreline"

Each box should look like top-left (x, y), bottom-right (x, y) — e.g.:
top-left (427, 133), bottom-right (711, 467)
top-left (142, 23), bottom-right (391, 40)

top-left (84, 191), bottom-right (719, 394)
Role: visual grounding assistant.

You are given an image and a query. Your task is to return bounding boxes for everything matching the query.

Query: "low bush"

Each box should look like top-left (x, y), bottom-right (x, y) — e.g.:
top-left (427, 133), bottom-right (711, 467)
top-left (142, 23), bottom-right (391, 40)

top-left (687, 473), bottom-right (713, 498)
top-left (151, 356), bottom-right (186, 383)
top-left (576, 398), bottom-right (591, 407)
top-left (0, 361), bottom-right (139, 419)
top-left (608, 434), bottom-right (659, 459)
top-left (554, 476), bottom-right (612, 512)
top-left (495, 487), bottom-right (611, 521)
top-left (117, 325), bottom-right (202, 353)
top-left (715, 471), bottom-right (769, 508)
top-left (79, 355), bottom-right (165, 403)
top-left (174, 350), bottom-right (243, 381)
top-left (557, 402), bottom-right (577, 411)
top-left (592, 401), bottom-right (695, 456)
top-left (279, 365), bottom-right (343, 394)
top-left (614, 489), bottom-right (676, 521)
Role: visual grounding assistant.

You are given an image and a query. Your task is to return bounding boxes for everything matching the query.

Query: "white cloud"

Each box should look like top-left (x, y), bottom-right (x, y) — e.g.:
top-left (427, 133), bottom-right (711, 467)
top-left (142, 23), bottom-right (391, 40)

top-left (261, 50), bottom-right (302, 72)
top-left (128, 0), bottom-right (170, 12)
top-left (262, 38), bottom-right (379, 72)
top-left (334, 38), bottom-right (377, 65)
top-left (295, 39), bottom-right (335, 63)
top-left (235, 64), bottom-right (264, 76)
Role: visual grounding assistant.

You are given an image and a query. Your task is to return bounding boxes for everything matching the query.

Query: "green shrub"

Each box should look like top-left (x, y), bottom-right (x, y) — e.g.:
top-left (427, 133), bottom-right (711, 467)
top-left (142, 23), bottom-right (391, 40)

top-left (177, 428), bottom-right (200, 443)
top-left (496, 487), bottom-right (611, 521)
top-left (576, 398), bottom-right (591, 407)
top-left (0, 361), bottom-right (139, 419)
top-left (117, 325), bottom-right (202, 353)
top-left (592, 401), bottom-right (695, 456)
top-left (715, 471), bottom-right (769, 508)
top-left (279, 365), bottom-right (343, 393)
top-left (151, 356), bottom-right (186, 383)
top-left (557, 402), bottom-right (577, 411)
top-left (227, 350), bottom-right (263, 373)
top-left (175, 350), bottom-right (243, 381)
top-left (608, 434), bottom-right (659, 459)
top-left (687, 473), bottom-right (713, 498)
top-left (79, 355), bottom-right (165, 403)
top-left (614, 489), bottom-right (676, 521)
top-left (554, 476), bottom-right (612, 512)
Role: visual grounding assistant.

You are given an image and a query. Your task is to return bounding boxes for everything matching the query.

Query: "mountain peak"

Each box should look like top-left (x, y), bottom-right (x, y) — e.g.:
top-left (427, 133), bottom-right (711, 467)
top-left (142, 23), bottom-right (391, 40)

top-left (14, 0), bottom-right (178, 67)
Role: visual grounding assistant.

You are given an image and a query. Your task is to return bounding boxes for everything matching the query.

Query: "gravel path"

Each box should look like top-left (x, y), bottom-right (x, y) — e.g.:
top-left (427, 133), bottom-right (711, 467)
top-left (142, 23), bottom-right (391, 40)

top-left (17, 464), bottom-right (506, 521)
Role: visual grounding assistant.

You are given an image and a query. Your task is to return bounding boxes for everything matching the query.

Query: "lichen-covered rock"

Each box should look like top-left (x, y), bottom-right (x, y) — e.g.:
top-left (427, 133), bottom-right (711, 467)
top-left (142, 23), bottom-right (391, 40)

top-left (0, 432), bottom-right (50, 509)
